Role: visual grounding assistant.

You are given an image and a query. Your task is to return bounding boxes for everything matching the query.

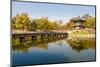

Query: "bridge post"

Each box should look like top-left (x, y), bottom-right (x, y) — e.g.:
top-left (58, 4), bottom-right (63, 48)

top-left (32, 36), bottom-right (37, 40)
top-left (65, 33), bottom-right (68, 37)
top-left (41, 35), bottom-right (45, 39)
top-left (19, 36), bottom-right (25, 42)
top-left (47, 35), bottom-right (50, 38)
top-left (53, 34), bottom-right (56, 39)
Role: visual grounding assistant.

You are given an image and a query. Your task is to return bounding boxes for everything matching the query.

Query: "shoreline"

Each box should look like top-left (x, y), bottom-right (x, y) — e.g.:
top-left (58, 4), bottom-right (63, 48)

top-left (68, 34), bottom-right (95, 40)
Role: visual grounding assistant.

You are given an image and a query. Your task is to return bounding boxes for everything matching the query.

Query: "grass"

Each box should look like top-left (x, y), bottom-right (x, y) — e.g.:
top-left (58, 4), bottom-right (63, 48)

top-left (71, 30), bottom-right (95, 35)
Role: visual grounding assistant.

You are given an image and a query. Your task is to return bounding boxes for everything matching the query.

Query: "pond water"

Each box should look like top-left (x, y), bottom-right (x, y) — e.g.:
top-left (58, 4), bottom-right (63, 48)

top-left (12, 37), bottom-right (96, 66)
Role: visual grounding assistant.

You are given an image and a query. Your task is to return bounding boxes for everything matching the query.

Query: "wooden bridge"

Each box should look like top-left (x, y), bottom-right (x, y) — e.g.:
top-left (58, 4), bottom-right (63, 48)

top-left (12, 31), bottom-right (68, 42)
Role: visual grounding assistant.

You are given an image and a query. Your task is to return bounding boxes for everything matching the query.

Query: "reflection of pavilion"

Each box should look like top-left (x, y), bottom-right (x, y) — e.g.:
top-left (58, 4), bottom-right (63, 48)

top-left (72, 17), bottom-right (86, 30)
top-left (67, 38), bottom-right (96, 53)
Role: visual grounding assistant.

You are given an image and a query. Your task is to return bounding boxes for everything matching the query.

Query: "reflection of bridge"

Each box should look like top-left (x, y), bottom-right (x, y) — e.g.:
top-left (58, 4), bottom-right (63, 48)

top-left (12, 31), bottom-right (68, 42)
top-left (12, 36), bottom-right (67, 51)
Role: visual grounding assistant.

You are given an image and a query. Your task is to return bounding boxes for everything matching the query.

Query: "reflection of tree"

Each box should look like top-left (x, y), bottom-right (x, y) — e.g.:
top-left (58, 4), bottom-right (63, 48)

top-left (66, 38), bottom-right (96, 53)
top-left (12, 37), bottom-right (66, 52)
top-left (12, 43), bottom-right (29, 53)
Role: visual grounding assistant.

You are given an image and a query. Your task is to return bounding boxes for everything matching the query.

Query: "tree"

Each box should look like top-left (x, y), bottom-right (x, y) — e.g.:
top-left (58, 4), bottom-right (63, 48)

top-left (12, 13), bottom-right (30, 31)
top-left (29, 19), bottom-right (38, 31)
top-left (36, 17), bottom-right (50, 31)
top-left (65, 22), bottom-right (75, 30)
top-left (83, 17), bottom-right (96, 29)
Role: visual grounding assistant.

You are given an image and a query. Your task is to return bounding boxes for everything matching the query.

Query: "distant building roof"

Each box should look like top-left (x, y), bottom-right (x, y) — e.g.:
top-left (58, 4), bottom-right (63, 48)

top-left (72, 18), bottom-right (86, 23)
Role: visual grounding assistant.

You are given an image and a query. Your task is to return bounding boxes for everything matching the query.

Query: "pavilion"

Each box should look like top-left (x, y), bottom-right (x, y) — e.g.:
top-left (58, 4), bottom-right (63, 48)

top-left (72, 17), bottom-right (86, 30)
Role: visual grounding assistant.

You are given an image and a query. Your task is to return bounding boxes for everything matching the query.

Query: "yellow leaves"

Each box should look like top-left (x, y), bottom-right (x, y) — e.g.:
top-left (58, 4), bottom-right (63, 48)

top-left (12, 13), bottom-right (95, 31)
top-left (84, 17), bottom-right (96, 29)
top-left (12, 13), bottom-right (30, 30)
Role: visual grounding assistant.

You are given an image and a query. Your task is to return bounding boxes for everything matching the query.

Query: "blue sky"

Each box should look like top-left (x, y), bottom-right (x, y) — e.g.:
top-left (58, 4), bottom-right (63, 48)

top-left (12, 1), bottom-right (95, 23)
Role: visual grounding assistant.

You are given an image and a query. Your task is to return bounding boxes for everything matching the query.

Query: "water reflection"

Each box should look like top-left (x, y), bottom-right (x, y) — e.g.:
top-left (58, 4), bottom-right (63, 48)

top-left (12, 37), bottom-right (66, 52)
top-left (12, 37), bottom-right (96, 53)
top-left (66, 38), bottom-right (96, 53)
top-left (12, 37), bottom-right (96, 66)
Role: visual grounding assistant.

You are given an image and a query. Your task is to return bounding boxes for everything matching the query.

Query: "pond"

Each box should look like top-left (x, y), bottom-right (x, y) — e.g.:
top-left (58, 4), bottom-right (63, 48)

top-left (12, 36), bottom-right (96, 66)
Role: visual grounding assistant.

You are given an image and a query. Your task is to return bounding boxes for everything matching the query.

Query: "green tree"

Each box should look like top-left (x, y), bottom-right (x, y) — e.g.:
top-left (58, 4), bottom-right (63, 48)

top-left (12, 13), bottom-right (30, 31)
top-left (65, 22), bottom-right (75, 30)
top-left (84, 17), bottom-right (96, 29)
top-left (49, 21), bottom-right (59, 30)
top-left (29, 19), bottom-right (38, 31)
top-left (36, 17), bottom-right (50, 31)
